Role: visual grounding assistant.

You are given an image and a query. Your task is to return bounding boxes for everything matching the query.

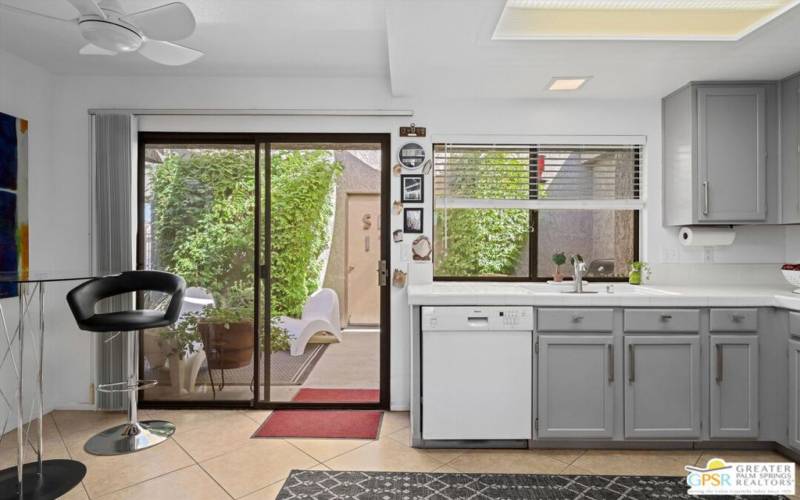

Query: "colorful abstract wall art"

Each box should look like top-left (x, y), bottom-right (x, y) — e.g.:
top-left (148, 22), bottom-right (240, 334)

top-left (0, 112), bottom-right (29, 298)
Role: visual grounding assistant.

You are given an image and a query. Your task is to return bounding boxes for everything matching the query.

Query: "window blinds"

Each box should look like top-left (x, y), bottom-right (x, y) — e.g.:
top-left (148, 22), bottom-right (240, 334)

top-left (433, 143), bottom-right (642, 210)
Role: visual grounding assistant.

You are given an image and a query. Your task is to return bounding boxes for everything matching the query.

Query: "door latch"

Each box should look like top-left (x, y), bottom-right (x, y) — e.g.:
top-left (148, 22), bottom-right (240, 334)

top-left (378, 260), bottom-right (388, 286)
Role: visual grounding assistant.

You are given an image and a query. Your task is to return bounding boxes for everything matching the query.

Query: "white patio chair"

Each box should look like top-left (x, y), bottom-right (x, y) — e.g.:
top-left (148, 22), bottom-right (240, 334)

top-left (276, 288), bottom-right (342, 356)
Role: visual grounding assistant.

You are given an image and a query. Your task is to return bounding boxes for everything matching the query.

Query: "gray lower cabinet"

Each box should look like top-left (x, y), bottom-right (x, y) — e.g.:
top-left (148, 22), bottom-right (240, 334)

top-left (624, 335), bottom-right (701, 439)
top-left (709, 335), bottom-right (759, 438)
top-left (537, 335), bottom-right (614, 438)
top-left (789, 339), bottom-right (800, 448)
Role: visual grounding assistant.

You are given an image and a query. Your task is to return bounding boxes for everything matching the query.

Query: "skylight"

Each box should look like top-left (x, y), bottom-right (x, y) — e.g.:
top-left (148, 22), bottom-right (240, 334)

top-left (494, 0), bottom-right (800, 40)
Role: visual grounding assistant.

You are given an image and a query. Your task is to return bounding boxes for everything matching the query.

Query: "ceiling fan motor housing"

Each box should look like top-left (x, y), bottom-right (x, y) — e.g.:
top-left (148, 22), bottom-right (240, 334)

top-left (79, 18), bottom-right (142, 52)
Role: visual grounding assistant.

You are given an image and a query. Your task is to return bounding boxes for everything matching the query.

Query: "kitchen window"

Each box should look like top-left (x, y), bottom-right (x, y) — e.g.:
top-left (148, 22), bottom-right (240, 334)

top-left (433, 143), bottom-right (641, 281)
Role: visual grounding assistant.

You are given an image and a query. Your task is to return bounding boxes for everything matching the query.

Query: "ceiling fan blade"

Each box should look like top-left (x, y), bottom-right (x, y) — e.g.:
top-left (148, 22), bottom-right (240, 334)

top-left (122, 2), bottom-right (195, 41)
top-left (0, 3), bottom-right (76, 25)
top-left (65, 0), bottom-right (106, 18)
top-left (79, 43), bottom-right (117, 55)
top-left (138, 40), bottom-right (202, 66)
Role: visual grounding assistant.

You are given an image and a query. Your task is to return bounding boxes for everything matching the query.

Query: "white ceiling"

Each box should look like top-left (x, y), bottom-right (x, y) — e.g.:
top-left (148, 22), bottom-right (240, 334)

top-left (2, 0), bottom-right (800, 99)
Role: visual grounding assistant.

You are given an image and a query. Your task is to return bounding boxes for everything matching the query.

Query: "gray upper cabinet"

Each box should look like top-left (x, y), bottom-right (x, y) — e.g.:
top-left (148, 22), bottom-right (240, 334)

top-left (663, 82), bottom-right (778, 225)
top-left (780, 74), bottom-right (800, 223)
top-left (537, 335), bottom-right (615, 439)
top-left (709, 335), bottom-right (759, 439)
top-left (624, 335), bottom-right (701, 439)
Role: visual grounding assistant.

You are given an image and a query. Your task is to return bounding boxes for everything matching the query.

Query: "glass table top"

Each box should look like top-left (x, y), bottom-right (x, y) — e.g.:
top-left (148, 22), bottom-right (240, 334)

top-left (0, 270), bottom-right (130, 283)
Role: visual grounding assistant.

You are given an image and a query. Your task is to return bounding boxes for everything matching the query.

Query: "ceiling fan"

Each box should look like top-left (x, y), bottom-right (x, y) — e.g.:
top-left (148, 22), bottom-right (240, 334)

top-left (0, 0), bottom-right (203, 66)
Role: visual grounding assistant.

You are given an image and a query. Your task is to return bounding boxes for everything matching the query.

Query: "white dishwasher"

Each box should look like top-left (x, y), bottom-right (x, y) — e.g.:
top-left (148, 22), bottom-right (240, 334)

top-left (421, 306), bottom-right (533, 440)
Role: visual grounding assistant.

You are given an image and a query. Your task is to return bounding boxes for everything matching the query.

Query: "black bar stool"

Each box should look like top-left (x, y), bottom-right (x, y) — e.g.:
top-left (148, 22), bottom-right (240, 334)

top-left (67, 270), bottom-right (186, 456)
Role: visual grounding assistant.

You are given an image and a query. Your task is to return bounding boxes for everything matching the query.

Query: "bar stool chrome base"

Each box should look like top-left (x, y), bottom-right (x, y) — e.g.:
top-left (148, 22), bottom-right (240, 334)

top-left (84, 420), bottom-right (176, 456)
top-left (0, 459), bottom-right (87, 500)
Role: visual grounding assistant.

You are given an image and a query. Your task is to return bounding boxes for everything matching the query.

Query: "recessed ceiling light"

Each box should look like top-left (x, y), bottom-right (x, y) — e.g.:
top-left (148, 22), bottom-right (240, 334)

top-left (548, 77), bottom-right (591, 91)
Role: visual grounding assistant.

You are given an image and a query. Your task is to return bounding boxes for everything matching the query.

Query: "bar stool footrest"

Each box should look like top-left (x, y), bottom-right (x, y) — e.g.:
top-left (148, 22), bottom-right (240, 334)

top-left (96, 379), bottom-right (158, 393)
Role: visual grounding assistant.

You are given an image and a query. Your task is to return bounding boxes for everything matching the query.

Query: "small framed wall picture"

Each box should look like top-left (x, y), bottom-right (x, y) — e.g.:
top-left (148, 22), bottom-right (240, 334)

top-left (403, 207), bottom-right (423, 233)
top-left (401, 174), bottom-right (424, 203)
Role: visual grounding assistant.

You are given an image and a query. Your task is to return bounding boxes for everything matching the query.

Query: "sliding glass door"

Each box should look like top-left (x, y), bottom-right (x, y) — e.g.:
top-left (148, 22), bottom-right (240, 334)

top-left (263, 136), bottom-right (388, 406)
top-left (137, 133), bottom-right (389, 409)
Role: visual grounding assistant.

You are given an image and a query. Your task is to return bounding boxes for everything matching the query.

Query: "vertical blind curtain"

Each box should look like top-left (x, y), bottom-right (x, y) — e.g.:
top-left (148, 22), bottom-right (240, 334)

top-left (92, 113), bottom-right (136, 410)
top-left (433, 143), bottom-right (642, 209)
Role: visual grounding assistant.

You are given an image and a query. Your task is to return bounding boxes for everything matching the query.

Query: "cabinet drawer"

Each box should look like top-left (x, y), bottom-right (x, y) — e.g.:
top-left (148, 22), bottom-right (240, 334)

top-left (624, 309), bottom-right (700, 333)
top-left (710, 308), bottom-right (758, 332)
top-left (538, 308), bottom-right (614, 332)
top-left (791, 312), bottom-right (800, 337)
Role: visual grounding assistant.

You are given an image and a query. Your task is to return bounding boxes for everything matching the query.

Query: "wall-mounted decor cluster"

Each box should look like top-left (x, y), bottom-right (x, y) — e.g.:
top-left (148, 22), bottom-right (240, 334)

top-left (401, 174), bottom-right (424, 203)
top-left (398, 142), bottom-right (426, 170)
top-left (404, 207), bottom-right (423, 234)
top-left (0, 112), bottom-right (29, 298)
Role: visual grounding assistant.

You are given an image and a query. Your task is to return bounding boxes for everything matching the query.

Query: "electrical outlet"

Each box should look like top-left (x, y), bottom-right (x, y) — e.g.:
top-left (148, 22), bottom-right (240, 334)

top-left (703, 247), bottom-right (714, 263)
top-left (661, 247), bottom-right (679, 263)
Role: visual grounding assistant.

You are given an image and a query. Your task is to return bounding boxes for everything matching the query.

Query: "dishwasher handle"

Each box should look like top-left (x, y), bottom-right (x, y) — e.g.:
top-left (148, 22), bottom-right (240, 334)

top-left (467, 316), bottom-right (490, 327)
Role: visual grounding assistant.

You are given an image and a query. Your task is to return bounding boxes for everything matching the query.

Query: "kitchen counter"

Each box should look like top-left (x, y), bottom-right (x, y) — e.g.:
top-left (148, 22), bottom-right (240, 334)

top-left (407, 282), bottom-right (800, 310)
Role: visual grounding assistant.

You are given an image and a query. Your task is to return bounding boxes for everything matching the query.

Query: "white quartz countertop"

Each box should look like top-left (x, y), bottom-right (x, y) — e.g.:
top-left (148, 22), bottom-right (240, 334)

top-left (406, 282), bottom-right (800, 311)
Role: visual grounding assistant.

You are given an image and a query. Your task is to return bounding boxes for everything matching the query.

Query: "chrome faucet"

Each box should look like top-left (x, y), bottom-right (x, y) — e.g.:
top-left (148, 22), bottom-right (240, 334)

top-left (573, 256), bottom-right (587, 293)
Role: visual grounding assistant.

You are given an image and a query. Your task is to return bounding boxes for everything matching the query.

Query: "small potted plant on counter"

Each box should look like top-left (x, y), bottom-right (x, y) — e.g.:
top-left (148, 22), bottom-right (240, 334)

top-left (627, 261), bottom-right (651, 285)
top-left (551, 251), bottom-right (567, 282)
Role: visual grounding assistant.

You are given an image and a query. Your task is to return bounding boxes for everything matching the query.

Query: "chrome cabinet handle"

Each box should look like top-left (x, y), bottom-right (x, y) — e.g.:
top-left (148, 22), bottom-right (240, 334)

top-left (731, 314), bottom-right (745, 323)
top-left (715, 344), bottom-right (723, 383)
top-left (572, 315), bottom-right (584, 323)
top-left (660, 314), bottom-right (672, 321)
top-left (628, 344), bottom-right (635, 383)
top-left (703, 180), bottom-right (709, 215)
top-left (608, 344), bottom-right (614, 383)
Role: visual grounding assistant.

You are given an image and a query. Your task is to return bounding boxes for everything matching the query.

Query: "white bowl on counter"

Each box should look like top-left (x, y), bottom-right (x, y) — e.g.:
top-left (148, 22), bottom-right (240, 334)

top-left (782, 269), bottom-right (800, 294)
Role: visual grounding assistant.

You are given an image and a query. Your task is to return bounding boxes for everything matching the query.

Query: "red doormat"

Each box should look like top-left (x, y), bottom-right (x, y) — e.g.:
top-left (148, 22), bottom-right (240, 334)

top-left (254, 410), bottom-right (383, 439)
top-left (292, 388), bottom-right (380, 403)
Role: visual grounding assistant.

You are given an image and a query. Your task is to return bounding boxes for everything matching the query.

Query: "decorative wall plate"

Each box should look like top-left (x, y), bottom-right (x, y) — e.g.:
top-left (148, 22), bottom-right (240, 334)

top-left (398, 142), bottom-right (425, 169)
top-left (411, 235), bottom-right (432, 261)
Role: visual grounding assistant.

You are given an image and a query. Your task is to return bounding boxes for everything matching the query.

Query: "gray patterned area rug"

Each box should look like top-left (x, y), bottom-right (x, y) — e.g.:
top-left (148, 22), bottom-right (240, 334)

top-left (276, 470), bottom-right (787, 499)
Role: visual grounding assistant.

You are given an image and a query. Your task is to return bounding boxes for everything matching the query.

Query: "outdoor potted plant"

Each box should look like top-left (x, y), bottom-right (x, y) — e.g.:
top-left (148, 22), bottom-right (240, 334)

top-left (197, 283), bottom-right (255, 377)
top-left (551, 251), bottom-right (566, 282)
top-left (627, 261), bottom-right (651, 285)
top-left (159, 313), bottom-right (206, 394)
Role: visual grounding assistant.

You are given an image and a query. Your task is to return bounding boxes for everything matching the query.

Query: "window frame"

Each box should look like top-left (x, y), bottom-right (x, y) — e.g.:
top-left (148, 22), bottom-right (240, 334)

top-left (432, 143), bottom-right (640, 282)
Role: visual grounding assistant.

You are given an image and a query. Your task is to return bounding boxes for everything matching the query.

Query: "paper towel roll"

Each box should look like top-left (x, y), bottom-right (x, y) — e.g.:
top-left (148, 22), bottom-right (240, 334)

top-left (679, 226), bottom-right (736, 247)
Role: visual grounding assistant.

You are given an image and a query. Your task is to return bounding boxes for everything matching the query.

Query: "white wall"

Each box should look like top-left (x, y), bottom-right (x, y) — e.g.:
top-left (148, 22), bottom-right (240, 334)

top-left (0, 67), bottom-right (769, 412)
top-left (0, 48), bottom-right (60, 429)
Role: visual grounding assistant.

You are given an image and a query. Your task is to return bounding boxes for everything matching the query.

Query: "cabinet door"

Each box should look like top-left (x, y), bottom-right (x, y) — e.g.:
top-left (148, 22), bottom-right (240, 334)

top-left (710, 335), bottom-right (758, 438)
top-left (538, 335), bottom-right (614, 438)
top-left (624, 336), bottom-right (701, 438)
top-left (697, 86), bottom-right (766, 222)
top-left (789, 339), bottom-right (800, 449)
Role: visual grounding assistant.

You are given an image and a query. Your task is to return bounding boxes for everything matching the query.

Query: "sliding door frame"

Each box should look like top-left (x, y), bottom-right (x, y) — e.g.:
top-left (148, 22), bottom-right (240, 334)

top-left (136, 132), bottom-right (390, 411)
top-left (257, 133), bottom-right (390, 410)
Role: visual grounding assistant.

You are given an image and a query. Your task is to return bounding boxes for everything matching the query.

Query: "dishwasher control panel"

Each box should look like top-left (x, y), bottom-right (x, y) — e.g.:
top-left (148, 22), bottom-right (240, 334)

top-left (422, 306), bottom-right (534, 331)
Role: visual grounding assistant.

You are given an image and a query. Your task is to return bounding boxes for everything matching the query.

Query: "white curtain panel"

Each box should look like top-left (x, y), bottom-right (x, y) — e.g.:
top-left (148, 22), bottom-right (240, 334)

top-left (91, 113), bottom-right (137, 410)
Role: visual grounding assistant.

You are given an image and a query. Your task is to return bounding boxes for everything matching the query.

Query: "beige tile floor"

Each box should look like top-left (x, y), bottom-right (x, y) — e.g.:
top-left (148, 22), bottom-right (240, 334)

top-left (1, 409), bottom-right (797, 499)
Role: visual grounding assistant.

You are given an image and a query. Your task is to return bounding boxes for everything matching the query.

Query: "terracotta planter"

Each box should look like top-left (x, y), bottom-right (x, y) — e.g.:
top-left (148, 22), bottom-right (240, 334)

top-left (198, 321), bottom-right (254, 369)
